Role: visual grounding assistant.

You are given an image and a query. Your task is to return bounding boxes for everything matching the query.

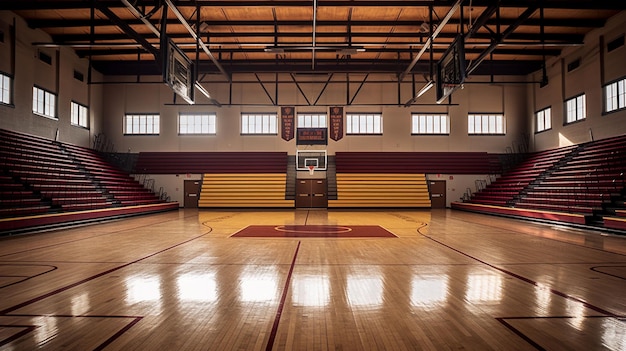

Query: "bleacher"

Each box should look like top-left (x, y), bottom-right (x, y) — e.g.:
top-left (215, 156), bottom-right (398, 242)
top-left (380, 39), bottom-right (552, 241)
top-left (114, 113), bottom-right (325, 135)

top-left (134, 152), bottom-right (292, 208)
top-left (0, 129), bottom-right (178, 234)
top-left (329, 173), bottom-right (431, 208)
top-left (452, 135), bottom-right (626, 231)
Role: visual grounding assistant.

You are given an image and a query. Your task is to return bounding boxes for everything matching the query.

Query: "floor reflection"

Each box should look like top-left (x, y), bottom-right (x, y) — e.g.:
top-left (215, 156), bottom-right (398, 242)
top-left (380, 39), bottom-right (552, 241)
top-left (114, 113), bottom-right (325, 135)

top-left (411, 275), bottom-right (449, 309)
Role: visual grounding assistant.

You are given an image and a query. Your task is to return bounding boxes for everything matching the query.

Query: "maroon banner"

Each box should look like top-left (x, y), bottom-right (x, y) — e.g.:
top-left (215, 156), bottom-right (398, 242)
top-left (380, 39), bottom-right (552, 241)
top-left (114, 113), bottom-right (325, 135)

top-left (281, 106), bottom-right (295, 141)
top-left (329, 106), bottom-right (343, 141)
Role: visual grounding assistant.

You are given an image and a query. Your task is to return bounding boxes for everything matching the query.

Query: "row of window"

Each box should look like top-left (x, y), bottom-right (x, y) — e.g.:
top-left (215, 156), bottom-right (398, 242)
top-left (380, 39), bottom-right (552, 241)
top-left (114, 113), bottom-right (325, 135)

top-left (536, 77), bottom-right (626, 133)
top-left (1, 74), bottom-right (89, 129)
top-left (1, 72), bottom-right (624, 134)
top-left (123, 113), bottom-right (506, 136)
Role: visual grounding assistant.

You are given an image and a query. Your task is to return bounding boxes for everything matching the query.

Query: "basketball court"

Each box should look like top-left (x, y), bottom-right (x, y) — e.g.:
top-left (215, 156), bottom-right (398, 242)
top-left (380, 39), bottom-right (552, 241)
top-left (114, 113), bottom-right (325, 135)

top-left (0, 209), bottom-right (624, 350)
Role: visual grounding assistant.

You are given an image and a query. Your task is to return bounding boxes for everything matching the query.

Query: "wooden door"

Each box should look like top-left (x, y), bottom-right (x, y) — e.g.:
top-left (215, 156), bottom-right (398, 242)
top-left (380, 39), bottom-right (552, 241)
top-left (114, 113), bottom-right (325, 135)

top-left (429, 180), bottom-right (446, 208)
top-left (310, 179), bottom-right (328, 208)
top-left (296, 179), bottom-right (327, 208)
top-left (184, 180), bottom-right (201, 208)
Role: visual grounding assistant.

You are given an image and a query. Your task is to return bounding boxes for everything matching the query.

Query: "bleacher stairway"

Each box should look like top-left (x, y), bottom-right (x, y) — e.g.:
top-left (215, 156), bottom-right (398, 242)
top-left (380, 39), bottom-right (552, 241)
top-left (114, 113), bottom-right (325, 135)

top-left (0, 129), bottom-right (178, 234)
top-left (453, 135), bottom-right (626, 232)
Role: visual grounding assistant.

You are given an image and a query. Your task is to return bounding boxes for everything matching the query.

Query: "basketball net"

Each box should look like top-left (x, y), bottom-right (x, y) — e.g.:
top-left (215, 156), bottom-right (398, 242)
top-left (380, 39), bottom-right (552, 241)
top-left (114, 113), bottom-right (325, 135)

top-left (308, 165), bottom-right (315, 175)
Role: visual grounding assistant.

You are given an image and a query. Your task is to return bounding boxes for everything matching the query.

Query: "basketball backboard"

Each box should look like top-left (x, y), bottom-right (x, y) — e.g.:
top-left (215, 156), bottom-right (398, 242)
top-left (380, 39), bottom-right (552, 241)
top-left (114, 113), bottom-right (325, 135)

top-left (296, 150), bottom-right (327, 171)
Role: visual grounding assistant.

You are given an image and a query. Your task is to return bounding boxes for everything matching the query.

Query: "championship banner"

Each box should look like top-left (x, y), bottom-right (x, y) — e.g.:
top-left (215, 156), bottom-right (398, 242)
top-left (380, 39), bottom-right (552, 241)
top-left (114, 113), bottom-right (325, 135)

top-left (281, 106), bottom-right (295, 141)
top-left (329, 106), bottom-right (344, 141)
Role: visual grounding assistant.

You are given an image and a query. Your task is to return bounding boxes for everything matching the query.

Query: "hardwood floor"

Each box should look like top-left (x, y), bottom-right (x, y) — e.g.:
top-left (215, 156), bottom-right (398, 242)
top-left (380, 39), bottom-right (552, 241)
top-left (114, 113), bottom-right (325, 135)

top-left (0, 209), bottom-right (624, 350)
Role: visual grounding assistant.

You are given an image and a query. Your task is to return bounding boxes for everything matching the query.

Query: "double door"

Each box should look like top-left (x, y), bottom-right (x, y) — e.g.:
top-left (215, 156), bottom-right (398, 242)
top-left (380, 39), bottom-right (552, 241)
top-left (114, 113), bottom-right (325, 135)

top-left (296, 179), bottom-right (327, 208)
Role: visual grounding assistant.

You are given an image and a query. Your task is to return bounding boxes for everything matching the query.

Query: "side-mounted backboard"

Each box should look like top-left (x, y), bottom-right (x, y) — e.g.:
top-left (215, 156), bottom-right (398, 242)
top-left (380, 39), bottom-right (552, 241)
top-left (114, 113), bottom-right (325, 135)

top-left (436, 34), bottom-right (466, 104)
top-left (163, 36), bottom-right (195, 104)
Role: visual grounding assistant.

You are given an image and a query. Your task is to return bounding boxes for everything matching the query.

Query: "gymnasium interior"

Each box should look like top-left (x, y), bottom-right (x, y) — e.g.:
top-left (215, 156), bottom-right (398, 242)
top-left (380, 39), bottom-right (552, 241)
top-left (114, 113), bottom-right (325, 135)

top-left (0, 1), bottom-right (625, 350)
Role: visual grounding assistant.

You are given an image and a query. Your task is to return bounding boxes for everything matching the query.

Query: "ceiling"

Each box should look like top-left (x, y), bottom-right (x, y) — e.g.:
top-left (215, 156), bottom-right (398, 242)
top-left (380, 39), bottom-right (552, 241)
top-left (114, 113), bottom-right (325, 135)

top-left (2, 0), bottom-right (624, 82)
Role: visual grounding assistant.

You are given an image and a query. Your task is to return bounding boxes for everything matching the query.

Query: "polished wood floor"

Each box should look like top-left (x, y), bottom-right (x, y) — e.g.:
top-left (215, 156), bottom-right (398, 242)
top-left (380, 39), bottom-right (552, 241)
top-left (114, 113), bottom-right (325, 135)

top-left (0, 209), bottom-right (624, 350)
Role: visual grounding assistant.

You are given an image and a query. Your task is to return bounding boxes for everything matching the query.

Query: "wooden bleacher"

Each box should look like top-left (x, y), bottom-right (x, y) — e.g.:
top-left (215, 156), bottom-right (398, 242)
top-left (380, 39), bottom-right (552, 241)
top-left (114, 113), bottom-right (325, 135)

top-left (452, 135), bottom-right (626, 231)
top-left (199, 173), bottom-right (292, 208)
top-left (328, 173), bottom-right (431, 208)
top-left (0, 129), bottom-right (178, 234)
top-left (327, 152), bottom-right (503, 208)
top-left (135, 152), bottom-right (292, 208)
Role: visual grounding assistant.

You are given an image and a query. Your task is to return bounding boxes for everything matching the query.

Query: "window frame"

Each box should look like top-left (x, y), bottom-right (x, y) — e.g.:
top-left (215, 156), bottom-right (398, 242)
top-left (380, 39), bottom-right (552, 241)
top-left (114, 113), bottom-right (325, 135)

top-left (123, 113), bottom-right (160, 135)
top-left (467, 113), bottom-right (505, 135)
top-left (0, 71), bottom-right (11, 106)
top-left (564, 93), bottom-right (586, 125)
top-left (32, 85), bottom-right (57, 119)
top-left (346, 112), bottom-right (383, 135)
top-left (179, 113), bottom-right (217, 135)
top-left (240, 113), bottom-right (278, 135)
top-left (297, 113), bottom-right (327, 128)
top-left (70, 101), bottom-right (89, 129)
top-left (411, 113), bottom-right (449, 135)
top-left (535, 106), bottom-right (552, 133)
top-left (603, 77), bottom-right (626, 114)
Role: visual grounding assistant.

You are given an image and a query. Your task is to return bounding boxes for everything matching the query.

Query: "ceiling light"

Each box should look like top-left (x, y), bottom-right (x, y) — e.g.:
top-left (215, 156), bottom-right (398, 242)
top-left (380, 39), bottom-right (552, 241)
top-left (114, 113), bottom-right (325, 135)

top-left (265, 46), bottom-right (365, 54)
top-left (264, 47), bottom-right (285, 53)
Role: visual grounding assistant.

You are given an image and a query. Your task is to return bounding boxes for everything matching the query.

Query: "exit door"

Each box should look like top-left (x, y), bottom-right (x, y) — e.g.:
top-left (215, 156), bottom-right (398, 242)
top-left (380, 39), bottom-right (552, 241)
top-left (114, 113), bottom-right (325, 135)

top-left (296, 179), bottom-right (327, 208)
top-left (429, 180), bottom-right (446, 208)
top-left (184, 180), bottom-right (201, 208)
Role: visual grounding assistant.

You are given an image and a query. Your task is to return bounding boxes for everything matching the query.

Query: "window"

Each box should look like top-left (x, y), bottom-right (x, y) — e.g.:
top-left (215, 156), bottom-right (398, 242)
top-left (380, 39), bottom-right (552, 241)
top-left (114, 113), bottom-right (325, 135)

top-left (0, 72), bottom-right (10, 105)
top-left (468, 114), bottom-right (505, 135)
top-left (124, 114), bottom-right (160, 135)
top-left (71, 101), bottom-right (89, 128)
top-left (241, 113), bottom-right (277, 134)
top-left (605, 78), bottom-right (626, 113)
top-left (297, 113), bottom-right (327, 128)
top-left (411, 114), bottom-right (449, 135)
top-left (565, 94), bottom-right (586, 124)
top-left (32, 86), bottom-right (56, 119)
top-left (607, 34), bottom-right (624, 53)
top-left (74, 70), bottom-right (84, 82)
top-left (536, 107), bottom-right (551, 133)
top-left (346, 113), bottom-right (382, 134)
top-left (179, 113), bottom-right (216, 134)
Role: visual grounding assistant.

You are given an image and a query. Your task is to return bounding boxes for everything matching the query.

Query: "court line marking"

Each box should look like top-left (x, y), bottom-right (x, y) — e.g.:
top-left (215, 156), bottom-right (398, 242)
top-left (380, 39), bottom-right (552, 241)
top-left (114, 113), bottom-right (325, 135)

top-left (416, 222), bottom-right (621, 350)
top-left (265, 240), bottom-right (301, 351)
top-left (0, 226), bottom-right (214, 349)
top-left (0, 212), bottom-right (200, 258)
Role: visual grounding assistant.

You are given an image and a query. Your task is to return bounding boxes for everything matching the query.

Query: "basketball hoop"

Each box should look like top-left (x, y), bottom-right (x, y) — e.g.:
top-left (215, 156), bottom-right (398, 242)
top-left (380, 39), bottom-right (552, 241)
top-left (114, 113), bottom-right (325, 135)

top-left (308, 165), bottom-right (315, 175)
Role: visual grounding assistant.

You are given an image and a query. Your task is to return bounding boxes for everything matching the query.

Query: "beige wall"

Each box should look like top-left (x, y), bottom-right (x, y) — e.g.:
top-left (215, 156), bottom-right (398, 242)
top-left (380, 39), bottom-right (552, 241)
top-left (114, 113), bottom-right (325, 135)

top-left (0, 12), bottom-right (103, 147)
top-left (529, 11), bottom-right (626, 151)
top-left (102, 73), bottom-right (528, 155)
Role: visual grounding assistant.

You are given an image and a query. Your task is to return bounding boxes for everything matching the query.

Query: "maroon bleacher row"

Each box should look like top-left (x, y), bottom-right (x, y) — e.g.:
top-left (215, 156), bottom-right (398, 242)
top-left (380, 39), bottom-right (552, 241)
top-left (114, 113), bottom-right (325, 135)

top-left (0, 129), bottom-right (177, 231)
top-left (455, 134), bottom-right (626, 230)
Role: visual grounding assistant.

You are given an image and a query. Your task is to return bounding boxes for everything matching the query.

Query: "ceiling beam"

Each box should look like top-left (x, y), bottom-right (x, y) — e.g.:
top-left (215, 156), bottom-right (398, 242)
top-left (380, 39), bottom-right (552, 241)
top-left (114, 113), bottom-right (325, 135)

top-left (467, 6), bottom-right (539, 76)
top-left (75, 47), bottom-right (562, 57)
top-left (93, 4), bottom-right (159, 58)
top-left (91, 59), bottom-right (542, 75)
top-left (3, 0), bottom-right (623, 10)
top-left (25, 18), bottom-right (608, 29)
top-left (51, 31), bottom-right (584, 42)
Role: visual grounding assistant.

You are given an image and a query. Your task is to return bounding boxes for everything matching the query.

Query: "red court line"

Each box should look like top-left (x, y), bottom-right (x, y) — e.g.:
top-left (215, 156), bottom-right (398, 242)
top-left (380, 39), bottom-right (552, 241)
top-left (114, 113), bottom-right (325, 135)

top-left (265, 240), bottom-right (301, 351)
top-left (0, 228), bottom-right (212, 315)
top-left (420, 232), bottom-right (619, 317)
top-left (232, 225), bottom-right (397, 238)
top-left (0, 325), bottom-right (37, 348)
